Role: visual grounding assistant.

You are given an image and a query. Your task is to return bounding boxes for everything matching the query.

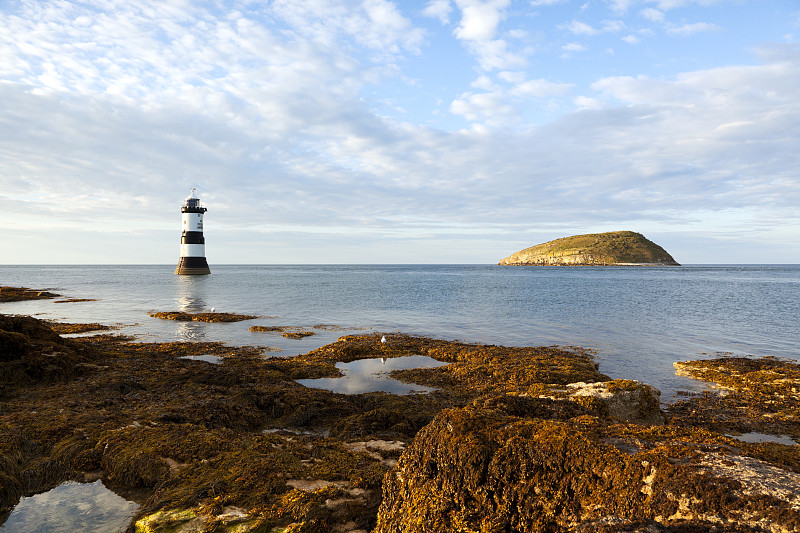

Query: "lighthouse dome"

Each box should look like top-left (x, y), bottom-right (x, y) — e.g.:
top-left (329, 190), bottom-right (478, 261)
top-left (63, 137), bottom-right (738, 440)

top-left (184, 188), bottom-right (200, 208)
top-left (181, 188), bottom-right (207, 213)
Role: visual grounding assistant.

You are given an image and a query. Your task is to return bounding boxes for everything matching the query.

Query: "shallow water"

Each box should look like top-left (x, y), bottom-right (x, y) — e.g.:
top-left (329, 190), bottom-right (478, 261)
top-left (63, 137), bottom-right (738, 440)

top-left (1, 264), bottom-right (798, 400)
top-left (0, 480), bottom-right (138, 533)
top-left (297, 355), bottom-right (448, 394)
top-left (728, 432), bottom-right (798, 446)
top-left (180, 354), bottom-right (224, 364)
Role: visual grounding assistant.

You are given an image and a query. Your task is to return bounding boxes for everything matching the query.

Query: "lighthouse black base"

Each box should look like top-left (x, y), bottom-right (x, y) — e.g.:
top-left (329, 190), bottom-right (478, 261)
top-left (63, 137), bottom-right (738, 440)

top-left (175, 256), bottom-right (210, 275)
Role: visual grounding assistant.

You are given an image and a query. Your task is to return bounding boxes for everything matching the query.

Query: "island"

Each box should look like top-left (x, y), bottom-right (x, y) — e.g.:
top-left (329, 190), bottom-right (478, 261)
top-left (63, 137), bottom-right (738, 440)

top-left (499, 231), bottom-right (680, 266)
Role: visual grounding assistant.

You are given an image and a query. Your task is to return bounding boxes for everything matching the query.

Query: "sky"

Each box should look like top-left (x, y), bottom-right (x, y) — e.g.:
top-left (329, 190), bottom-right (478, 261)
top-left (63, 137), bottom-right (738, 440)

top-left (1, 0), bottom-right (799, 265)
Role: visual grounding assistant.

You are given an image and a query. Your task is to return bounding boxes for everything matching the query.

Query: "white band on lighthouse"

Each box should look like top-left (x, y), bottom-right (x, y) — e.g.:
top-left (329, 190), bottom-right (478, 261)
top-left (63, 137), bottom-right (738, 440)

top-left (182, 213), bottom-right (204, 231)
top-left (180, 244), bottom-right (206, 257)
top-left (175, 188), bottom-right (211, 275)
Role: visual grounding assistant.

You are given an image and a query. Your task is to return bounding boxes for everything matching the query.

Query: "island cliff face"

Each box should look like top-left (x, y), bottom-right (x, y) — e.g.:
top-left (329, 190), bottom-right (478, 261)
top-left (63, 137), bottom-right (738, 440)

top-left (499, 231), bottom-right (680, 266)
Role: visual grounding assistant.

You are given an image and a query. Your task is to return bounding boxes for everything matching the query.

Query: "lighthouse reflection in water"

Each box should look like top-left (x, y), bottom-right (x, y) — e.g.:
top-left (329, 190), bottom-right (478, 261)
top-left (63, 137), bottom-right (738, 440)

top-left (175, 275), bottom-right (209, 342)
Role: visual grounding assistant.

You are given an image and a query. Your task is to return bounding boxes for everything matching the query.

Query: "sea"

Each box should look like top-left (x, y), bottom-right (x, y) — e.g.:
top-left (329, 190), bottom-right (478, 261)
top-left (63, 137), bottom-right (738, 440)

top-left (2, 264), bottom-right (799, 401)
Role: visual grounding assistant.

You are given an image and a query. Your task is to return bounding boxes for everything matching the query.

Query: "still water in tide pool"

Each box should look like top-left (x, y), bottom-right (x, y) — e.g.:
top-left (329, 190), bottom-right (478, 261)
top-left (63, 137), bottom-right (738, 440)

top-left (297, 355), bottom-right (449, 394)
top-left (0, 480), bottom-right (138, 533)
top-left (1, 263), bottom-right (799, 400)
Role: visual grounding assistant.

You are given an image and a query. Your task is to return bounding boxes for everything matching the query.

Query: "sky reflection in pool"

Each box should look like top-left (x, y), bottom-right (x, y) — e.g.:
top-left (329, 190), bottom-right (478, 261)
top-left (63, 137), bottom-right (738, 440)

top-left (727, 432), bottom-right (798, 446)
top-left (296, 355), bottom-right (448, 395)
top-left (179, 354), bottom-right (223, 364)
top-left (0, 480), bottom-right (139, 533)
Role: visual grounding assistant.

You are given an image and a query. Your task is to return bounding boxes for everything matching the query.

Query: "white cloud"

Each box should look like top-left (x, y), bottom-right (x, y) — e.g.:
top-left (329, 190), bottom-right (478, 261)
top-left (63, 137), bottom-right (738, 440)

top-left (530, 0), bottom-right (568, 6)
top-left (269, 0), bottom-right (425, 53)
top-left (449, 72), bottom-right (571, 126)
top-left (640, 7), bottom-right (665, 22)
top-left (667, 22), bottom-right (719, 35)
top-left (453, 0), bottom-right (509, 41)
top-left (449, 0), bottom-right (528, 71)
top-left (449, 90), bottom-right (516, 124)
top-left (475, 38), bottom-right (528, 70)
top-left (422, 0), bottom-right (453, 24)
top-left (510, 78), bottom-right (572, 97)
top-left (563, 20), bottom-right (597, 35)
top-left (562, 42), bottom-right (587, 52)
top-left (562, 19), bottom-right (625, 36)
top-left (606, 0), bottom-right (634, 13)
top-left (574, 95), bottom-right (603, 109)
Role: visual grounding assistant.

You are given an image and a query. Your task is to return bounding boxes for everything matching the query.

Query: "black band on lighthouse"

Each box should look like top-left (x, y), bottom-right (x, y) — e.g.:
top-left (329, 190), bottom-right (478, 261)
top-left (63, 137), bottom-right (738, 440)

top-left (177, 256), bottom-right (210, 269)
top-left (181, 231), bottom-right (205, 245)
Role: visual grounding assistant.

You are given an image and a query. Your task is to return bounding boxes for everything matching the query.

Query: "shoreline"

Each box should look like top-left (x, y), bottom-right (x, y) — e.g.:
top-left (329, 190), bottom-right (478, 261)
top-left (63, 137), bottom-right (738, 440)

top-left (2, 288), bottom-right (800, 532)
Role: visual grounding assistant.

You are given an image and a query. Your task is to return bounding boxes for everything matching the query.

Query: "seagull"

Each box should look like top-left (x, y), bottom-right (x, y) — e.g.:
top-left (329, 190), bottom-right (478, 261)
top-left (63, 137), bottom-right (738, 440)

top-left (210, 307), bottom-right (215, 313)
top-left (381, 335), bottom-right (386, 344)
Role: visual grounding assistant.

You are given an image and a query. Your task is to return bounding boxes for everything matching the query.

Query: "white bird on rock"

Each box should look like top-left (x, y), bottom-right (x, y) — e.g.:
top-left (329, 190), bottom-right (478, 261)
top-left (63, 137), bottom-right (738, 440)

top-left (381, 335), bottom-right (386, 344)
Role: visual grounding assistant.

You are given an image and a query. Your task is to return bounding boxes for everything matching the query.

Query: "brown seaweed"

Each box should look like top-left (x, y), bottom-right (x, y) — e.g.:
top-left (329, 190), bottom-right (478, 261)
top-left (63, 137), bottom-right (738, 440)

top-left (149, 311), bottom-right (260, 323)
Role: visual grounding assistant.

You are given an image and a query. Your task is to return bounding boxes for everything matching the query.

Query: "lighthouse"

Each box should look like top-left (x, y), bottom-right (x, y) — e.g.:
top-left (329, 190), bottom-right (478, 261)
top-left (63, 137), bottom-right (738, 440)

top-left (175, 188), bottom-right (211, 275)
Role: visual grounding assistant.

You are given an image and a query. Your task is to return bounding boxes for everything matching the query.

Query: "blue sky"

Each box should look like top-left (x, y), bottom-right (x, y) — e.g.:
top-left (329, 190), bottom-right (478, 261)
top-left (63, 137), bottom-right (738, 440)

top-left (1, 0), bottom-right (799, 264)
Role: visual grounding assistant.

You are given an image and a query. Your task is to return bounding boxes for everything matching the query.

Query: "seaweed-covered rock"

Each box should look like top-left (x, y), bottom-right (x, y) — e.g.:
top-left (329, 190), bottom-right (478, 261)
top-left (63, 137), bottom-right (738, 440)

top-left (0, 314), bottom-right (97, 394)
top-left (0, 286), bottom-right (60, 302)
top-left (150, 311), bottom-right (259, 323)
top-left (671, 357), bottom-right (800, 440)
top-left (298, 333), bottom-right (609, 397)
top-left (375, 402), bottom-right (800, 532)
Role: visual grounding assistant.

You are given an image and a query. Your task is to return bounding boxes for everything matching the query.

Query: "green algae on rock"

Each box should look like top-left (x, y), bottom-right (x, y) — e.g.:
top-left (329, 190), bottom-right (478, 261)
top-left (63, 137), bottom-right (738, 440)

top-left (498, 231), bottom-right (680, 266)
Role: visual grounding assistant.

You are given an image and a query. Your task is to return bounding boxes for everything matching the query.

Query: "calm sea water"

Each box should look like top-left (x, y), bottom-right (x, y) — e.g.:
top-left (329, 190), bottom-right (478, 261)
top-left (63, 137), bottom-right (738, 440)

top-left (1, 264), bottom-right (799, 400)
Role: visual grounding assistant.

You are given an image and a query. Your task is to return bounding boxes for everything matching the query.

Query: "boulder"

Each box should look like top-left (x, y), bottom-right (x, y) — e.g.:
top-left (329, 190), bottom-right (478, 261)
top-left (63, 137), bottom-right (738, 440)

top-left (565, 380), bottom-right (665, 425)
top-left (374, 402), bottom-right (800, 532)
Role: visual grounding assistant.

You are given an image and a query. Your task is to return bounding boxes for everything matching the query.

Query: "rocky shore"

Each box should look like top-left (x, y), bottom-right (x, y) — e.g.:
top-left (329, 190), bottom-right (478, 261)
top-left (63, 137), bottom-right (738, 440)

top-left (1, 288), bottom-right (799, 532)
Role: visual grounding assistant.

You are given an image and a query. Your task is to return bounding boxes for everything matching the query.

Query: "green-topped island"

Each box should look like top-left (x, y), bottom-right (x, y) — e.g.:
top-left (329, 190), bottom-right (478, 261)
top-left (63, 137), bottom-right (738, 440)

top-left (499, 230), bottom-right (680, 266)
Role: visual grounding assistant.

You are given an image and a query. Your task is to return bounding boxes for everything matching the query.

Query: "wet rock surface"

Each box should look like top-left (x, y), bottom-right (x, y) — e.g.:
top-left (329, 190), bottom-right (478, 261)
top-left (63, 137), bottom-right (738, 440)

top-left (2, 307), bottom-right (799, 532)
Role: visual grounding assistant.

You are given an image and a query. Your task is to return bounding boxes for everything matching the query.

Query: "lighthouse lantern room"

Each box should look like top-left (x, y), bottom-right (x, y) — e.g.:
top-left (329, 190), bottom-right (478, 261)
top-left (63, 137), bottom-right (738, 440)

top-left (175, 188), bottom-right (211, 275)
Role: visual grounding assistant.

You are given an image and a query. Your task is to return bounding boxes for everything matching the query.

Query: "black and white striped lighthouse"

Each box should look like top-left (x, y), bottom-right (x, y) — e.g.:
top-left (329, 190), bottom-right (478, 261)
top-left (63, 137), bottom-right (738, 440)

top-left (175, 188), bottom-right (211, 275)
